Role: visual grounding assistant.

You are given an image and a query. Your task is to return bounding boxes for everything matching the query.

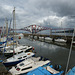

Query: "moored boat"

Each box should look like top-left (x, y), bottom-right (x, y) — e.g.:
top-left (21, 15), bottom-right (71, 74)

top-left (27, 65), bottom-right (64, 75)
top-left (55, 38), bottom-right (67, 43)
top-left (4, 45), bottom-right (33, 57)
top-left (3, 52), bottom-right (35, 67)
top-left (9, 57), bottom-right (50, 75)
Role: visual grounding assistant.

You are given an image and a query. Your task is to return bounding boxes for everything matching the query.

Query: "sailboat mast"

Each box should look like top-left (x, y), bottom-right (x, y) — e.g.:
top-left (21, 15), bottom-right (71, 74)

top-left (65, 28), bottom-right (75, 74)
top-left (13, 7), bottom-right (15, 56)
top-left (6, 18), bottom-right (8, 37)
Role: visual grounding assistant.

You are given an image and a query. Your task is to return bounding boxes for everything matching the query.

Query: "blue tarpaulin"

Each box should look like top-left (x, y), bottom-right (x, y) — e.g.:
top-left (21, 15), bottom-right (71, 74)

top-left (66, 67), bottom-right (75, 75)
top-left (27, 66), bottom-right (64, 75)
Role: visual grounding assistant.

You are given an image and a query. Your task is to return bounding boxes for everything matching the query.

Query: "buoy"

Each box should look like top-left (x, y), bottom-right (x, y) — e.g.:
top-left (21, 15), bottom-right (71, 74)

top-left (13, 50), bottom-right (15, 53)
top-left (19, 36), bottom-right (21, 39)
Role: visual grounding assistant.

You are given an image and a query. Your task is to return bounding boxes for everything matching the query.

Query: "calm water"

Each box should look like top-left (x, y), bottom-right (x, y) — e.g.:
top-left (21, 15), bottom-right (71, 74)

top-left (18, 37), bottom-right (75, 71)
top-left (0, 36), bottom-right (75, 74)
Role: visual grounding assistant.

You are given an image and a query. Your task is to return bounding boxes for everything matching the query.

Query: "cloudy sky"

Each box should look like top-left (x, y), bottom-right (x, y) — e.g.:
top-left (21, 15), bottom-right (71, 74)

top-left (0, 0), bottom-right (75, 29)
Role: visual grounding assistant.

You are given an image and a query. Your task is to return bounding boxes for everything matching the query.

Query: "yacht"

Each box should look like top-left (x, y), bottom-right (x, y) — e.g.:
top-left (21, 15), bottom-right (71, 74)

top-left (3, 52), bottom-right (35, 67)
top-left (9, 57), bottom-right (50, 75)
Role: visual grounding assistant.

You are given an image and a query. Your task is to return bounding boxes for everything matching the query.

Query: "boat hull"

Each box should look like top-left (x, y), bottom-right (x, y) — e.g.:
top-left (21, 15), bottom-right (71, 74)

top-left (3, 59), bottom-right (25, 67)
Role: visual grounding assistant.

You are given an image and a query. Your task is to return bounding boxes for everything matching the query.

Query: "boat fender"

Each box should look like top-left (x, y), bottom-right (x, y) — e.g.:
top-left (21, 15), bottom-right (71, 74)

top-left (19, 36), bottom-right (21, 39)
top-left (33, 47), bottom-right (34, 50)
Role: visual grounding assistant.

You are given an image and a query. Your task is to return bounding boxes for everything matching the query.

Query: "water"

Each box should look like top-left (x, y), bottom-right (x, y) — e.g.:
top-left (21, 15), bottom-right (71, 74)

top-left (0, 36), bottom-right (75, 74)
top-left (18, 37), bottom-right (75, 71)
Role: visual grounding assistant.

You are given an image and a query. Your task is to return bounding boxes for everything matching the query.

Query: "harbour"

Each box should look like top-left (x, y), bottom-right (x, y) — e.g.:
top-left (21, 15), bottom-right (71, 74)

top-left (0, 0), bottom-right (75, 74)
top-left (18, 37), bottom-right (75, 70)
top-left (0, 35), bottom-right (75, 74)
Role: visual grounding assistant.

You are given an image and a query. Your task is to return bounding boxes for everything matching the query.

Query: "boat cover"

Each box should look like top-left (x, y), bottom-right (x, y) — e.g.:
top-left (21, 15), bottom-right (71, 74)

top-left (27, 66), bottom-right (63, 75)
top-left (66, 67), bottom-right (75, 75)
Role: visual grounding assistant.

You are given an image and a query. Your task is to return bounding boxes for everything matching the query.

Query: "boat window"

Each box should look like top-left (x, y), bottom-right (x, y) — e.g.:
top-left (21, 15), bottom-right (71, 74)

top-left (19, 63), bottom-right (24, 66)
top-left (21, 66), bottom-right (32, 71)
top-left (15, 65), bottom-right (17, 68)
top-left (18, 51), bottom-right (23, 54)
top-left (18, 57), bottom-right (22, 59)
top-left (25, 50), bottom-right (30, 52)
top-left (23, 56), bottom-right (26, 58)
top-left (20, 48), bottom-right (26, 50)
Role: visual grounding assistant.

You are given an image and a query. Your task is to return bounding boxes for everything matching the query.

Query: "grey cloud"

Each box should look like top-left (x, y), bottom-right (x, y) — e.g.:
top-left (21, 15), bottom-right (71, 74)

top-left (0, 0), bottom-right (75, 29)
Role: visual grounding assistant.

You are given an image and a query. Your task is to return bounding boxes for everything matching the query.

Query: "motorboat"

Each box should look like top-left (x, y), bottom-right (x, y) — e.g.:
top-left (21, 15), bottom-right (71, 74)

top-left (3, 52), bottom-right (35, 67)
top-left (55, 38), bottom-right (67, 43)
top-left (9, 57), bottom-right (50, 75)
top-left (4, 44), bottom-right (33, 57)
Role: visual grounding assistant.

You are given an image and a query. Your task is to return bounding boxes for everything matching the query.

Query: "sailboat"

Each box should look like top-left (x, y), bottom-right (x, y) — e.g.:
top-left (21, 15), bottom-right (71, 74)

top-left (1, 8), bottom-right (34, 57)
top-left (2, 8), bottom-right (35, 67)
top-left (4, 45), bottom-right (33, 57)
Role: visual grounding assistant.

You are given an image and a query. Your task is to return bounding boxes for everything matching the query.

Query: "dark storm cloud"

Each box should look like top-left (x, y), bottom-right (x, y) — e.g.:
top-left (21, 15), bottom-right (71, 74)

top-left (36, 0), bottom-right (75, 17)
top-left (0, 0), bottom-right (75, 28)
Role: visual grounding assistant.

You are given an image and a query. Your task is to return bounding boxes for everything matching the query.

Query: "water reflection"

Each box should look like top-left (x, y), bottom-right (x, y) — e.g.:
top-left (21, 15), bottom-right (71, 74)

top-left (17, 37), bottom-right (75, 70)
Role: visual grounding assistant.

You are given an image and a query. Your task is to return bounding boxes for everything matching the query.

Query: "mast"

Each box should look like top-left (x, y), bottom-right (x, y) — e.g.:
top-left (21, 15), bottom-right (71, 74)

top-left (65, 28), bottom-right (75, 74)
top-left (13, 7), bottom-right (15, 56)
top-left (6, 18), bottom-right (8, 38)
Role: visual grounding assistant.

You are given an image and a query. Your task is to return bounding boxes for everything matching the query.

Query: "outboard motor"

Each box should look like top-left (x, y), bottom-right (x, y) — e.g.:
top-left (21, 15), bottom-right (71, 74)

top-left (39, 56), bottom-right (43, 61)
top-left (54, 64), bottom-right (61, 71)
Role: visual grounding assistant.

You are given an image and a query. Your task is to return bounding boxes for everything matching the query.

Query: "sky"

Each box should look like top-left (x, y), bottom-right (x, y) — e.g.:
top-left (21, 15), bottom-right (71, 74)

top-left (0, 0), bottom-right (75, 29)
